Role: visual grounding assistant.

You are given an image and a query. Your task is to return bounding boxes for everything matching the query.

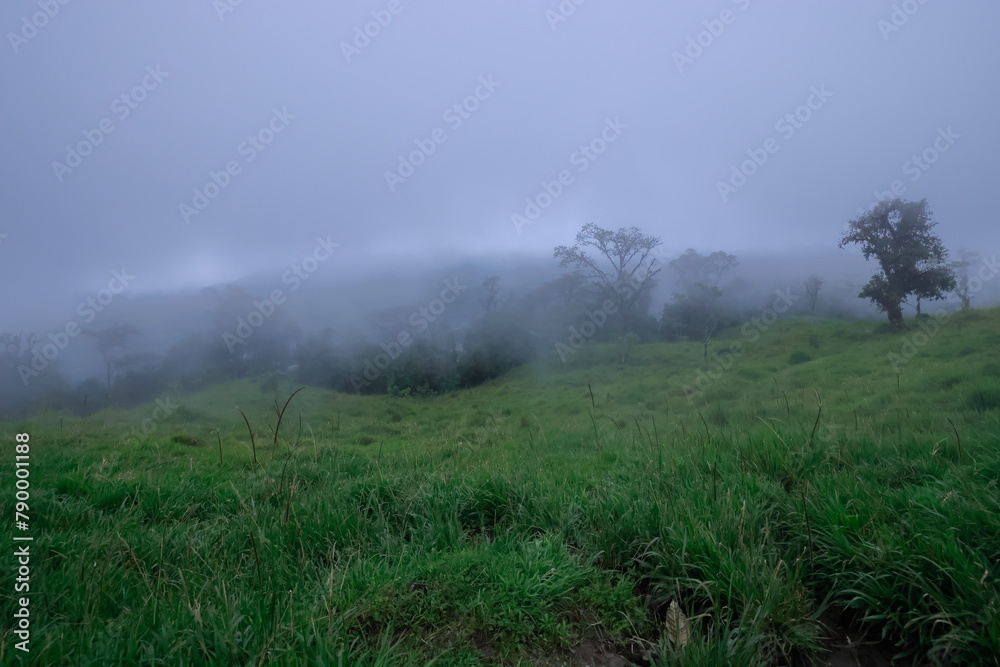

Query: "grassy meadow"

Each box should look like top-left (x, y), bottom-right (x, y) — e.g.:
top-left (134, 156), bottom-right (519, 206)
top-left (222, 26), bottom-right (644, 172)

top-left (2, 309), bottom-right (999, 665)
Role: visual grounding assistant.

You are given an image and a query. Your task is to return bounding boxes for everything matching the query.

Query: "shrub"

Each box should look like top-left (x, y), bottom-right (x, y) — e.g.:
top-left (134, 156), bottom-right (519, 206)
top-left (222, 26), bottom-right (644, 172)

top-left (788, 351), bottom-right (811, 365)
top-left (965, 385), bottom-right (1000, 412)
top-left (169, 433), bottom-right (202, 447)
top-left (458, 315), bottom-right (537, 388)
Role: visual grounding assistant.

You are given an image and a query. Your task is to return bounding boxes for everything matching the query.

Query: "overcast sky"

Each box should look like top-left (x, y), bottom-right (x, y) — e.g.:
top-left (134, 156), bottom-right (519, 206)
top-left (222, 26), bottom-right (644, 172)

top-left (2, 1), bottom-right (997, 329)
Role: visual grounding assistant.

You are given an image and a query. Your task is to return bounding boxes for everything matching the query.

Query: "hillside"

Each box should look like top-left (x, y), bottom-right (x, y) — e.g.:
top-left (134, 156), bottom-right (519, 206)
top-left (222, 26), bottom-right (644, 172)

top-left (3, 309), bottom-right (999, 665)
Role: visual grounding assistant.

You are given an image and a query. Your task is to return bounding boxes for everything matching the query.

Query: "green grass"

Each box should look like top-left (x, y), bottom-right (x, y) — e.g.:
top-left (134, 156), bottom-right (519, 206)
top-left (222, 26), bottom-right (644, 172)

top-left (2, 309), bottom-right (999, 665)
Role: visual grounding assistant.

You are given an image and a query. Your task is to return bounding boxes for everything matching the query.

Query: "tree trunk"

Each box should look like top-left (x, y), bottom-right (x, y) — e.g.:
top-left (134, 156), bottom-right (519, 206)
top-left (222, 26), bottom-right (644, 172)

top-left (702, 320), bottom-right (716, 362)
top-left (620, 300), bottom-right (634, 336)
top-left (103, 353), bottom-right (112, 391)
top-left (887, 302), bottom-right (906, 332)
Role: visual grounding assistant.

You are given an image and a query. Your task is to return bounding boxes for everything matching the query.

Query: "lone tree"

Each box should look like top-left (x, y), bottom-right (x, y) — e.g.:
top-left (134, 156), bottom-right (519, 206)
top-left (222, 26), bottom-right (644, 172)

top-left (950, 248), bottom-right (980, 311)
top-left (553, 223), bottom-right (663, 334)
top-left (669, 249), bottom-right (739, 292)
top-left (804, 275), bottom-right (824, 314)
top-left (664, 249), bottom-right (738, 358)
top-left (83, 324), bottom-right (141, 391)
top-left (480, 275), bottom-right (501, 313)
top-left (839, 198), bottom-right (955, 332)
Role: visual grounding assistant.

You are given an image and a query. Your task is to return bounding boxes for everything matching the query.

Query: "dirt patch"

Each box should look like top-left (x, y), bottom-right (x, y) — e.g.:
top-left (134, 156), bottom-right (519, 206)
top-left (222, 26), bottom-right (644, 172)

top-left (471, 630), bottom-right (498, 661)
top-left (566, 640), bottom-right (635, 666)
top-left (528, 639), bottom-right (642, 666)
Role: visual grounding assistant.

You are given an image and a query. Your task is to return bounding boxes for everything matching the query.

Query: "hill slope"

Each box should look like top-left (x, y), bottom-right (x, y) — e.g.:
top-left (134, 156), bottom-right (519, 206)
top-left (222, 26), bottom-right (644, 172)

top-left (3, 309), bottom-right (999, 665)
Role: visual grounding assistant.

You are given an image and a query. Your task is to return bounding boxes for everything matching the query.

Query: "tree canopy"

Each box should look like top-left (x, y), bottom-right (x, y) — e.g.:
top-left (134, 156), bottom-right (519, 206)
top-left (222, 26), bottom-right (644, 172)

top-left (839, 198), bottom-right (955, 331)
top-left (553, 223), bottom-right (662, 333)
top-left (668, 249), bottom-right (738, 293)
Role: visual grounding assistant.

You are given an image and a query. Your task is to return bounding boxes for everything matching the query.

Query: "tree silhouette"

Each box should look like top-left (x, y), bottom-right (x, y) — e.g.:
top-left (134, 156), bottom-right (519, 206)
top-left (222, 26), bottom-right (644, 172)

top-left (804, 275), bottom-right (824, 314)
top-left (553, 223), bottom-right (662, 334)
top-left (950, 249), bottom-right (980, 311)
top-left (480, 275), bottom-right (501, 313)
top-left (669, 249), bottom-right (738, 293)
top-left (664, 249), bottom-right (738, 357)
top-left (839, 198), bottom-right (955, 332)
top-left (83, 324), bottom-right (141, 391)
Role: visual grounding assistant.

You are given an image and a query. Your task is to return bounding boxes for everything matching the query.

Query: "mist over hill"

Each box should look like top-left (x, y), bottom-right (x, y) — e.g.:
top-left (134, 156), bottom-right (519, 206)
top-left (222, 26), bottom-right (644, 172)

top-left (4, 238), bottom-right (996, 419)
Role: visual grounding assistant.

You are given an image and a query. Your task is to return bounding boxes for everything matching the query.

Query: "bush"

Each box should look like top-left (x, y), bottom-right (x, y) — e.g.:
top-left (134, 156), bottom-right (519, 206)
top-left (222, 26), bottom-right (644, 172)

top-left (458, 315), bottom-right (537, 388)
top-left (965, 385), bottom-right (1000, 412)
top-left (788, 351), bottom-right (811, 365)
top-left (391, 339), bottom-right (459, 396)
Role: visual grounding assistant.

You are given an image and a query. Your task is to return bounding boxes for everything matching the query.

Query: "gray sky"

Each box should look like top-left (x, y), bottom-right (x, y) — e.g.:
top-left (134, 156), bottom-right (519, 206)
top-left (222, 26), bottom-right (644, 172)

top-left (2, 1), bottom-right (998, 329)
